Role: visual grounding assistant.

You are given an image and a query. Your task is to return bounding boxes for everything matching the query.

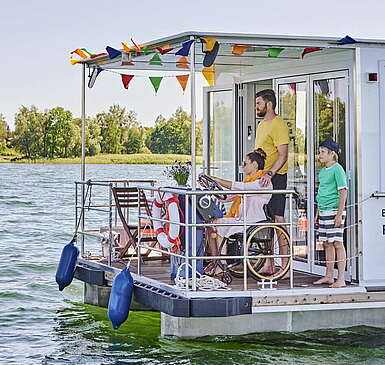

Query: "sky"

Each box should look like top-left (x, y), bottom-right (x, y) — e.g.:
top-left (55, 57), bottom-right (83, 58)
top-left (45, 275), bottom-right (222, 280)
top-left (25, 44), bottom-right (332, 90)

top-left (2, 0), bottom-right (385, 129)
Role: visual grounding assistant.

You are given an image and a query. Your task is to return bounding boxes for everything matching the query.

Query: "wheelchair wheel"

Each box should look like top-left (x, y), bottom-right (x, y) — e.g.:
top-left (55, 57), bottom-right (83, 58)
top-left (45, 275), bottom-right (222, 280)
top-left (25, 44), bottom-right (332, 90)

top-left (246, 225), bottom-right (291, 281)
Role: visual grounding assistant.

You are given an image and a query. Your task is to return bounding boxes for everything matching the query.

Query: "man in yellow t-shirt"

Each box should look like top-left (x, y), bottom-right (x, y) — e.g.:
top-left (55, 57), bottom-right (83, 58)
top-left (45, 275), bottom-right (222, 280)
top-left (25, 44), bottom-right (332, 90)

top-left (255, 89), bottom-right (289, 222)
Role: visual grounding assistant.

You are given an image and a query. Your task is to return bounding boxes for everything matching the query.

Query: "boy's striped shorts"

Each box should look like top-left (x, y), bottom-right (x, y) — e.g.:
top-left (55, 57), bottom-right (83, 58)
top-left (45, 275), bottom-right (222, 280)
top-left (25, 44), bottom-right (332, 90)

top-left (318, 209), bottom-right (346, 243)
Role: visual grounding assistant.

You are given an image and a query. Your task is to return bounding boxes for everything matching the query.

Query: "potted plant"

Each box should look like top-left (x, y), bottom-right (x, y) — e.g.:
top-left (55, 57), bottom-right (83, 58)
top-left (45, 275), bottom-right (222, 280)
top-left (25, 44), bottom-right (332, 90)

top-left (164, 161), bottom-right (191, 186)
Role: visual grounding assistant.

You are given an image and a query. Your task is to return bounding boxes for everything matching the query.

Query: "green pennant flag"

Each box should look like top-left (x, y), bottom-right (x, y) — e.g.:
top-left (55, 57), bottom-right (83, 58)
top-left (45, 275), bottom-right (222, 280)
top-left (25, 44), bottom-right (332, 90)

top-left (268, 48), bottom-right (284, 57)
top-left (142, 45), bottom-right (156, 55)
top-left (149, 76), bottom-right (163, 93)
top-left (149, 53), bottom-right (162, 66)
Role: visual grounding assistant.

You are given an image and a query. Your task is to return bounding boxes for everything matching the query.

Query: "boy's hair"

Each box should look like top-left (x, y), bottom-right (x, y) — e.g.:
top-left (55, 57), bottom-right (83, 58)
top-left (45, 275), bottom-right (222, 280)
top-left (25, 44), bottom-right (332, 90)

top-left (256, 89), bottom-right (277, 109)
top-left (246, 148), bottom-right (266, 170)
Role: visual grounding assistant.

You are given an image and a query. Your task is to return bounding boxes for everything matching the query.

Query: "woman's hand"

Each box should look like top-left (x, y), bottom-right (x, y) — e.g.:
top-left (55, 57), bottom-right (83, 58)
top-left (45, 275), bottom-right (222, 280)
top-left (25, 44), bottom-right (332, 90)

top-left (259, 173), bottom-right (272, 187)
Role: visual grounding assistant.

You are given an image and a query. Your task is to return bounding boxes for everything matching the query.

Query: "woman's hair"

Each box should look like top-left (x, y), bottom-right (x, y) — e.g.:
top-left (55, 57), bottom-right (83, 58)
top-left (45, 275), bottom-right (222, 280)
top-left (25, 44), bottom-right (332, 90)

top-left (246, 148), bottom-right (267, 170)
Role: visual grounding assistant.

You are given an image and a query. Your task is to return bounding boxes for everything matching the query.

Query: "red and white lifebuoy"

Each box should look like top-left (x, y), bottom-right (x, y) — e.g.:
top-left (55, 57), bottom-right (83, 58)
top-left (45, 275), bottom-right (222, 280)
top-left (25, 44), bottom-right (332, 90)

top-left (152, 191), bottom-right (180, 249)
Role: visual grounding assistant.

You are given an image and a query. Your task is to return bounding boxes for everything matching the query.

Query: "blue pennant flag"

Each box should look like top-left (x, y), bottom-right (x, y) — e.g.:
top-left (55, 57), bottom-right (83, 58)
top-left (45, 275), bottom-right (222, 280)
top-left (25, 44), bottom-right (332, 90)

top-left (337, 35), bottom-right (357, 45)
top-left (175, 40), bottom-right (195, 56)
top-left (106, 46), bottom-right (122, 59)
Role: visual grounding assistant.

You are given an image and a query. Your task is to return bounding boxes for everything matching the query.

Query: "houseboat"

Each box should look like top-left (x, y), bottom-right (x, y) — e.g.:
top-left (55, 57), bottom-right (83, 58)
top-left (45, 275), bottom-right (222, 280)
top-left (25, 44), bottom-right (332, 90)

top-left (67, 32), bottom-right (385, 338)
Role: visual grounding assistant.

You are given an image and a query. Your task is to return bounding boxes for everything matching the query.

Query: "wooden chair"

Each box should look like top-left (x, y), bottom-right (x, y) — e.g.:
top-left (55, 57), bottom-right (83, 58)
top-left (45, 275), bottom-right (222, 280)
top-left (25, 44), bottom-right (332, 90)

top-left (112, 187), bottom-right (160, 259)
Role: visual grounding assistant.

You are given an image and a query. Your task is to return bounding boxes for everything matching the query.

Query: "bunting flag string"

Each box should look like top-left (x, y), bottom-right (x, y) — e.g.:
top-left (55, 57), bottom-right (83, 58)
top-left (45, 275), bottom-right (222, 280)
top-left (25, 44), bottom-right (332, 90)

top-left (176, 74), bottom-right (189, 92)
top-left (337, 35), bottom-right (356, 45)
top-left (71, 48), bottom-right (88, 59)
top-left (121, 74), bottom-right (134, 89)
top-left (131, 38), bottom-right (142, 52)
top-left (88, 67), bottom-right (104, 88)
top-left (175, 39), bottom-right (195, 56)
top-left (201, 37), bottom-right (219, 67)
top-left (121, 41), bottom-right (133, 53)
top-left (149, 76), bottom-right (163, 93)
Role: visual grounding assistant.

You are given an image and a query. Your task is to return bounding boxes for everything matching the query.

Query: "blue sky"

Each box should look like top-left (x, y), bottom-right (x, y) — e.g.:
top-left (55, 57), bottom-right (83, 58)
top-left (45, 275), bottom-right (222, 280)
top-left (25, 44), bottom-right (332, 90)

top-left (2, 0), bottom-right (385, 129)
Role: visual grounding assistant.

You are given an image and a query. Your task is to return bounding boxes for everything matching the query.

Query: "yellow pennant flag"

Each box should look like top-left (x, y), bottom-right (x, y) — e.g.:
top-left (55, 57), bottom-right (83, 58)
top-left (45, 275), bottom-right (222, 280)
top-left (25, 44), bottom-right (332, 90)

top-left (202, 66), bottom-right (215, 86)
top-left (201, 37), bottom-right (217, 51)
top-left (121, 41), bottom-right (132, 53)
top-left (176, 74), bottom-right (189, 92)
top-left (70, 58), bottom-right (83, 65)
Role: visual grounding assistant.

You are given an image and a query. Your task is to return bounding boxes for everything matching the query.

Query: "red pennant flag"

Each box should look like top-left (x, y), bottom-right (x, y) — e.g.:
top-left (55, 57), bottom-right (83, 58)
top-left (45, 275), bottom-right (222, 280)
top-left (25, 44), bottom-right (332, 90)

top-left (301, 47), bottom-right (322, 58)
top-left (121, 74), bottom-right (134, 89)
top-left (176, 75), bottom-right (189, 92)
top-left (156, 44), bottom-right (173, 54)
top-left (121, 61), bottom-right (134, 66)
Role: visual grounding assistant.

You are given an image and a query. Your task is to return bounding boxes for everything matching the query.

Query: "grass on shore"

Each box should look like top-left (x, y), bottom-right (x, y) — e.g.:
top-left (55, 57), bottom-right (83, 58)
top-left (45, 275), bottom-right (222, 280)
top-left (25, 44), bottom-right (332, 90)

top-left (0, 153), bottom-right (203, 165)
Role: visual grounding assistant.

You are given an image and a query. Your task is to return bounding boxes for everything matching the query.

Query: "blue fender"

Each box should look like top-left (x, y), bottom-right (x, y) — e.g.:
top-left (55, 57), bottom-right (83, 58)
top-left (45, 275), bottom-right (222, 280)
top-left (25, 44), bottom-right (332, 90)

top-left (55, 238), bottom-right (79, 291)
top-left (108, 267), bottom-right (134, 329)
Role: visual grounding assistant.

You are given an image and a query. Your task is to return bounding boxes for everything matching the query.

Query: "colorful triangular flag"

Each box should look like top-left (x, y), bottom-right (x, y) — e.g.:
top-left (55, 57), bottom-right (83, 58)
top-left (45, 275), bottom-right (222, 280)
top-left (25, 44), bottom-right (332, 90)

top-left (142, 45), bottom-right (156, 55)
top-left (301, 47), bottom-right (322, 58)
top-left (81, 48), bottom-right (95, 57)
top-left (121, 74), bottom-right (134, 89)
top-left (201, 37), bottom-right (217, 51)
top-left (176, 75), bottom-right (189, 92)
top-left (121, 60), bottom-right (135, 66)
top-left (90, 52), bottom-right (107, 59)
top-left (156, 44), bottom-right (173, 54)
top-left (71, 48), bottom-right (88, 59)
top-left (176, 56), bottom-right (189, 69)
top-left (202, 66), bottom-right (215, 86)
top-left (149, 53), bottom-right (162, 66)
top-left (149, 76), bottom-right (163, 93)
top-left (121, 41), bottom-right (132, 53)
top-left (106, 46), bottom-right (122, 59)
top-left (337, 35), bottom-right (356, 44)
top-left (70, 58), bottom-right (83, 65)
top-left (88, 67), bottom-right (103, 88)
top-left (268, 48), bottom-right (284, 57)
top-left (232, 45), bottom-right (250, 55)
top-left (131, 38), bottom-right (142, 52)
top-left (175, 39), bottom-right (195, 56)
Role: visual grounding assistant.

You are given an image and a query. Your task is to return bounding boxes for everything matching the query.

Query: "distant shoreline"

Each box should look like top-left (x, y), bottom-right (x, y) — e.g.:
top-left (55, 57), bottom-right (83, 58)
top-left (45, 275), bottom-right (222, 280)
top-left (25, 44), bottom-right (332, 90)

top-left (0, 153), bottom-right (202, 165)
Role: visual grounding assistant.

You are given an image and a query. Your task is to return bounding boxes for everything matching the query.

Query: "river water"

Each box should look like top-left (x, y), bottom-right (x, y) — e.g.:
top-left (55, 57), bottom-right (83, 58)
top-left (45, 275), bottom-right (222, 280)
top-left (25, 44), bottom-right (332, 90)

top-left (2, 163), bottom-right (385, 364)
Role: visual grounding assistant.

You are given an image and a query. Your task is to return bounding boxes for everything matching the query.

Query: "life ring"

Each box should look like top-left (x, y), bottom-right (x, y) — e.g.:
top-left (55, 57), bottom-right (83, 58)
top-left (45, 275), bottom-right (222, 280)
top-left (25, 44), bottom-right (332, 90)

top-left (152, 191), bottom-right (180, 249)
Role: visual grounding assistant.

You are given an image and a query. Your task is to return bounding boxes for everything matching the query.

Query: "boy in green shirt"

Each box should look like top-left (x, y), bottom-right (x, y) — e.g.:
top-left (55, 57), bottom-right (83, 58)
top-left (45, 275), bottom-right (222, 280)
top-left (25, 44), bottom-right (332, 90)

top-left (314, 140), bottom-right (348, 288)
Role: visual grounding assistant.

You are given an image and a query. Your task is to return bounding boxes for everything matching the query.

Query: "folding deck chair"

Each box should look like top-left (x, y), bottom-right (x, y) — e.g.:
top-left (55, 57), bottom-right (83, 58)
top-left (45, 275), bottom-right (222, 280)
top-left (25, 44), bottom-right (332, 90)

top-left (112, 186), bottom-right (163, 260)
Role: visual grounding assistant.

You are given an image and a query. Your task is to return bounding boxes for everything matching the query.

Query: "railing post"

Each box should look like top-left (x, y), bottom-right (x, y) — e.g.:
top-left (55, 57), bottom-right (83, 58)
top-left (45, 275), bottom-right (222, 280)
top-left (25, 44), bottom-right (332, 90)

top-left (138, 188), bottom-right (142, 276)
top-left (185, 193), bottom-right (190, 290)
top-left (243, 194), bottom-right (248, 290)
top-left (289, 193), bottom-right (294, 289)
top-left (108, 183), bottom-right (113, 266)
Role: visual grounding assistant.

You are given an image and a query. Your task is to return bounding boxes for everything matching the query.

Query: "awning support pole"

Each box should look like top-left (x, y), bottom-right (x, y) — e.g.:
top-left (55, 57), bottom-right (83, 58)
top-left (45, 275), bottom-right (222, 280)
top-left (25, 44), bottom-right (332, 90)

top-left (190, 36), bottom-right (197, 290)
top-left (80, 63), bottom-right (86, 256)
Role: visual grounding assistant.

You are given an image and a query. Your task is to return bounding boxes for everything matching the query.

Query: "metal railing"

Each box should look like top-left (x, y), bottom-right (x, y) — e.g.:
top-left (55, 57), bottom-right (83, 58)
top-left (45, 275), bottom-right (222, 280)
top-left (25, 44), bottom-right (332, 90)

top-left (136, 185), bottom-right (296, 291)
top-left (74, 179), bottom-right (156, 266)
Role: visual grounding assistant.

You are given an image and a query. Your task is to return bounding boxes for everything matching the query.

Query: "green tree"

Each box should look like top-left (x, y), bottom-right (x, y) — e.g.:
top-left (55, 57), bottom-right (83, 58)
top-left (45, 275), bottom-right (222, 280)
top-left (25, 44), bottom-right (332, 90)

top-left (97, 105), bottom-right (139, 154)
top-left (13, 106), bottom-right (44, 158)
top-left (123, 126), bottom-right (143, 154)
top-left (0, 114), bottom-right (9, 154)
top-left (146, 107), bottom-right (202, 155)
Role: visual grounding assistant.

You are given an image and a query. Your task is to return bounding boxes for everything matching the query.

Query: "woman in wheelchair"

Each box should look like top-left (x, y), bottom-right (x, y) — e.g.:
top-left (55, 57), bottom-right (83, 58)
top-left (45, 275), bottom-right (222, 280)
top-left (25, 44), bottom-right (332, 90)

top-left (199, 149), bottom-right (291, 281)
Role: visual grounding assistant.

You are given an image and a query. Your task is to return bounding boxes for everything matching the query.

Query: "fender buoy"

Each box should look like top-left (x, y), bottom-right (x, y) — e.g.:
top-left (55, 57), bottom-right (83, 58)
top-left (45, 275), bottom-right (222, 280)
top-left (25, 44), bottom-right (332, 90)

top-left (108, 267), bottom-right (134, 329)
top-left (55, 238), bottom-right (79, 291)
top-left (152, 191), bottom-right (180, 249)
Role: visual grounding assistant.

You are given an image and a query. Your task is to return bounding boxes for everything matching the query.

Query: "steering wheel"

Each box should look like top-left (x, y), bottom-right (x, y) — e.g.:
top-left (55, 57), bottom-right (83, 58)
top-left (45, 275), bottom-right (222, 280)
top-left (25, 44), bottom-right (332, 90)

top-left (198, 175), bottom-right (227, 200)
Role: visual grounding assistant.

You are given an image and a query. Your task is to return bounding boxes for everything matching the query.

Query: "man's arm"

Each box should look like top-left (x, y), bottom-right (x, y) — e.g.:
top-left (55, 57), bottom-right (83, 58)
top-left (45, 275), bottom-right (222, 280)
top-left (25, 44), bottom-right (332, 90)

top-left (260, 144), bottom-right (288, 187)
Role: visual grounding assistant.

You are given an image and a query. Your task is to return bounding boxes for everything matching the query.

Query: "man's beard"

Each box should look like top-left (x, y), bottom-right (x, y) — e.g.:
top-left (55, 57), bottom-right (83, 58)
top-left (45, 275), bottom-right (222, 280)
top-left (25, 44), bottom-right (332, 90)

top-left (256, 107), bottom-right (267, 117)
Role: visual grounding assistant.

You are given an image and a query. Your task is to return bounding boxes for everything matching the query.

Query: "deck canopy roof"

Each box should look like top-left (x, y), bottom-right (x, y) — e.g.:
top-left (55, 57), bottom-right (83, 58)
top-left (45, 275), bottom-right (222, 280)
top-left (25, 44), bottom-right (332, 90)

top-left (80, 31), bottom-right (385, 74)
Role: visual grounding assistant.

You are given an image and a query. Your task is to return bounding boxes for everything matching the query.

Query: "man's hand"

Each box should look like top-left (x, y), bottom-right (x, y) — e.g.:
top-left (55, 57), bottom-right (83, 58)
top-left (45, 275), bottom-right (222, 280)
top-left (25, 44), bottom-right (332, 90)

top-left (334, 213), bottom-right (342, 228)
top-left (259, 173), bottom-right (272, 187)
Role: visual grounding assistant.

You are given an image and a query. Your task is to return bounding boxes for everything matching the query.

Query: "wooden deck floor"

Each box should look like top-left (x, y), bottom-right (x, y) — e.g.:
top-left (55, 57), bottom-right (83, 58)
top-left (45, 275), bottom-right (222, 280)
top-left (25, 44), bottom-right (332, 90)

top-left (109, 257), bottom-right (353, 291)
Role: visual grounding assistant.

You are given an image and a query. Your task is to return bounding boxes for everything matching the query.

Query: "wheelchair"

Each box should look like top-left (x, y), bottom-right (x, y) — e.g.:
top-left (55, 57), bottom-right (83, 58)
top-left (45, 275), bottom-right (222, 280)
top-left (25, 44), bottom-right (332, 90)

top-left (198, 175), bottom-right (291, 283)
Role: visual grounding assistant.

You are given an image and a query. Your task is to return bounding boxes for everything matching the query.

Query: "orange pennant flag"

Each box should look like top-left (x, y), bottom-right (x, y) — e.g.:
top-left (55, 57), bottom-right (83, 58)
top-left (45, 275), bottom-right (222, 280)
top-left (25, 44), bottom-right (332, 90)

top-left (121, 74), bottom-right (134, 89)
top-left (121, 41), bottom-right (132, 53)
top-left (202, 66), bottom-right (215, 86)
top-left (232, 45), bottom-right (250, 55)
top-left (176, 75), bottom-right (189, 92)
top-left (156, 44), bottom-right (173, 54)
top-left (71, 48), bottom-right (88, 59)
top-left (176, 56), bottom-right (189, 69)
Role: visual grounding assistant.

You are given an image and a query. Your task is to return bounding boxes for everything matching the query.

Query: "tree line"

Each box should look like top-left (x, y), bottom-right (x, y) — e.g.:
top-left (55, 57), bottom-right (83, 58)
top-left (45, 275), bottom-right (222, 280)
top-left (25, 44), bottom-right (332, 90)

top-left (0, 105), bottom-right (202, 158)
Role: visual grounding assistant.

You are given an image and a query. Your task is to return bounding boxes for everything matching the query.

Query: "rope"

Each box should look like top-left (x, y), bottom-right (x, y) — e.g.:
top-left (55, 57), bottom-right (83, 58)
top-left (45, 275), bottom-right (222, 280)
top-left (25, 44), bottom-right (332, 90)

top-left (174, 263), bottom-right (230, 291)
